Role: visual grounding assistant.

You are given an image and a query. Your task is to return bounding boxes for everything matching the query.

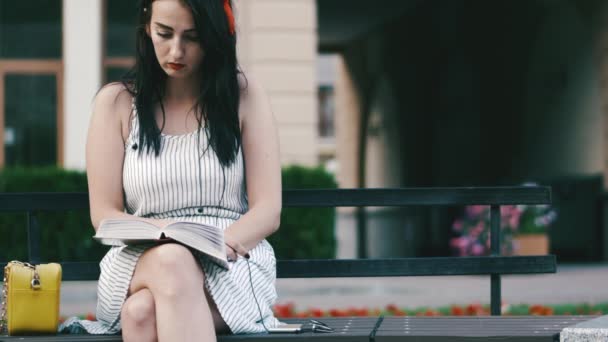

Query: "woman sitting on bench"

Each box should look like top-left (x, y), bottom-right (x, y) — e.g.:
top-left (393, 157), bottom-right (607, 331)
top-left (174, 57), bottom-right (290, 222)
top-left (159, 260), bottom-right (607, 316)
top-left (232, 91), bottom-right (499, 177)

top-left (60, 0), bottom-right (283, 340)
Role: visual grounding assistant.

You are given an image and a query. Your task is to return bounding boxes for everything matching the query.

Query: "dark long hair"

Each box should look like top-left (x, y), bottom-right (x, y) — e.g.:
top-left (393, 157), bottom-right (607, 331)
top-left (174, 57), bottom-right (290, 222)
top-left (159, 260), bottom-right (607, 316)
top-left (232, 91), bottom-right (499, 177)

top-left (123, 0), bottom-right (244, 167)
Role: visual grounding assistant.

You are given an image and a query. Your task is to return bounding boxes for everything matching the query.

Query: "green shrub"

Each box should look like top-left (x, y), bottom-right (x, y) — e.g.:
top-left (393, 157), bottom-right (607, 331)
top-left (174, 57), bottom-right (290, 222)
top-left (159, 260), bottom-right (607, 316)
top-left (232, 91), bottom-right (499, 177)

top-left (0, 165), bottom-right (337, 261)
top-left (0, 167), bottom-right (108, 262)
top-left (269, 165), bottom-right (338, 259)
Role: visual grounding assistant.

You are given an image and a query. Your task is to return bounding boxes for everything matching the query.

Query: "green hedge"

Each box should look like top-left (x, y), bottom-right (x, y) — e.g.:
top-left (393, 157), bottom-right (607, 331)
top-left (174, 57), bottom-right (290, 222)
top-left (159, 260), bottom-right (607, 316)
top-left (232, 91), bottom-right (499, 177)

top-left (270, 165), bottom-right (338, 259)
top-left (0, 165), bottom-right (337, 261)
top-left (0, 167), bottom-right (105, 262)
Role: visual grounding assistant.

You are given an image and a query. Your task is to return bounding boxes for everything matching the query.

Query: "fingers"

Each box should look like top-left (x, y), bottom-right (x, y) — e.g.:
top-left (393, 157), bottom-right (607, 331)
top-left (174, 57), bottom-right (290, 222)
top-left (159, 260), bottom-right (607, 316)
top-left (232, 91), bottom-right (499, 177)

top-left (224, 236), bottom-right (250, 259)
top-left (226, 244), bottom-right (238, 262)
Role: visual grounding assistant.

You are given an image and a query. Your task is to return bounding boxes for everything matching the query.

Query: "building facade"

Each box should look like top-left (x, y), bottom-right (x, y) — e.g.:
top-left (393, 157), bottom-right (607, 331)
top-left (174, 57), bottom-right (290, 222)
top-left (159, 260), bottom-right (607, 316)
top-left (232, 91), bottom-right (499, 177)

top-left (4, 0), bottom-right (608, 261)
top-left (0, 0), bottom-right (323, 170)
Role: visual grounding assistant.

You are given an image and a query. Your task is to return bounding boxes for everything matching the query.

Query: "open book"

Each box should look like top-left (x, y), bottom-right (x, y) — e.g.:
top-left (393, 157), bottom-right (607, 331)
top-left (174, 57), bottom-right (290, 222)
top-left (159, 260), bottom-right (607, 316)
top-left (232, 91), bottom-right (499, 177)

top-left (94, 218), bottom-right (228, 269)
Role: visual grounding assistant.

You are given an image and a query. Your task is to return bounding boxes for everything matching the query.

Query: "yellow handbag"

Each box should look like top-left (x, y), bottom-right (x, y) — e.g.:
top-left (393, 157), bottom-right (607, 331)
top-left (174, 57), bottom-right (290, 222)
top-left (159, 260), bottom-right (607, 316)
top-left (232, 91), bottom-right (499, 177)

top-left (1, 261), bottom-right (62, 335)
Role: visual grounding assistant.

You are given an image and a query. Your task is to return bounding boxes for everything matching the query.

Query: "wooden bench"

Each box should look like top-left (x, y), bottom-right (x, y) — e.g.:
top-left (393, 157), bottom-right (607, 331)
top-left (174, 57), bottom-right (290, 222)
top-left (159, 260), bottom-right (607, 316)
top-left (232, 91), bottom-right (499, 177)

top-left (0, 187), bottom-right (594, 341)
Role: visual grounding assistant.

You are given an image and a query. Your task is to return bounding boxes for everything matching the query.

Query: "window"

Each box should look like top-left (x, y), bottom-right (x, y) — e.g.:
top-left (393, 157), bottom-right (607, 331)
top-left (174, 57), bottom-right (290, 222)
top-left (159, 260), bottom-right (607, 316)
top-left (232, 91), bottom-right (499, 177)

top-left (4, 75), bottom-right (58, 166)
top-left (317, 54), bottom-right (337, 139)
top-left (104, 0), bottom-right (138, 83)
top-left (0, 1), bottom-right (62, 59)
top-left (318, 85), bottom-right (335, 138)
top-left (317, 54), bottom-right (338, 172)
top-left (0, 0), bottom-right (63, 167)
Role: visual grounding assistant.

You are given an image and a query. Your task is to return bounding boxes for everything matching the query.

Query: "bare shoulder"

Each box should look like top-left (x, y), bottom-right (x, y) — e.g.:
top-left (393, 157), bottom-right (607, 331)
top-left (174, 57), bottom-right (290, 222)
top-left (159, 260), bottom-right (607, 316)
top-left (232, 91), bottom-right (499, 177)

top-left (238, 72), bottom-right (264, 99)
top-left (93, 82), bottom-right (134, 140)
top-left (95, 82), bottom-right (132, 108)
top-left (237, 73), bottom-right (270, 125)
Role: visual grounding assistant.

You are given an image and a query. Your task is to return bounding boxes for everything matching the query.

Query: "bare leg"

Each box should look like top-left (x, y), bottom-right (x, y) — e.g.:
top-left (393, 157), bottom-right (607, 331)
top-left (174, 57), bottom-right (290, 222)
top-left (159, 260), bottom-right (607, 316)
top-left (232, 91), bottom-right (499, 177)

top-left (121, 288), bottom-right (157, 342)
top-left (129, 243), bottom-right (216, 341)
top-left (206, 288), bottom-right (231, 334)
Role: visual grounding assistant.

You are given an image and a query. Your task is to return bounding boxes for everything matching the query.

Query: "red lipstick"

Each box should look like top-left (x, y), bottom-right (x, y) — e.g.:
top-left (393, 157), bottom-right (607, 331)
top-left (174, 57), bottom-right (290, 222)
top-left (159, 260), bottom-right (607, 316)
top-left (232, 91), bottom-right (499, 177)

top-left (167, 63), bottom-right (185, 71)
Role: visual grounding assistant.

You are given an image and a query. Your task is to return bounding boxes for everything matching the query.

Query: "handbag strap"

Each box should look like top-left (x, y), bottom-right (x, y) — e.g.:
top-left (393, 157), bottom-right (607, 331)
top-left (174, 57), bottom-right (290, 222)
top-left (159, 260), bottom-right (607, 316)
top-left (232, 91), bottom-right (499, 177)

top-left (0, 261), bottom-right (40, 334)
top-left (0, 263), bottom-right (10, 334)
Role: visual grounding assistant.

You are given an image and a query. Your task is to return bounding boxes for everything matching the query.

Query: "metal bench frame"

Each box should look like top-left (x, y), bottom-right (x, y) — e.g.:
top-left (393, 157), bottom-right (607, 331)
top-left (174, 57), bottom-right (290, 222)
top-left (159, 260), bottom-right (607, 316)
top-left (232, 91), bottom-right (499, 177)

top-left (0, 187), bottom-right (567, 341)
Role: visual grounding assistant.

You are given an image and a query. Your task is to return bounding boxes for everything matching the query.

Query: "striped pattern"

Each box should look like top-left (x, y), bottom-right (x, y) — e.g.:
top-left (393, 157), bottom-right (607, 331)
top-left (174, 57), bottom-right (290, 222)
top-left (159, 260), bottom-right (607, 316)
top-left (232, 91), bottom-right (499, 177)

top-left (59, 103), bottom-right (281, 335)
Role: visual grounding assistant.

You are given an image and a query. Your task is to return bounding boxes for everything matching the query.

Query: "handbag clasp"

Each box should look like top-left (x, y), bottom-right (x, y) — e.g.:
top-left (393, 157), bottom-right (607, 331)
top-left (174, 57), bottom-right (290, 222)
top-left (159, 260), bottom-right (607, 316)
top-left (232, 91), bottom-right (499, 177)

top-left (9, 261), bottom-right (41, 290)
top-left (30, 273), bottom-right (41, 290)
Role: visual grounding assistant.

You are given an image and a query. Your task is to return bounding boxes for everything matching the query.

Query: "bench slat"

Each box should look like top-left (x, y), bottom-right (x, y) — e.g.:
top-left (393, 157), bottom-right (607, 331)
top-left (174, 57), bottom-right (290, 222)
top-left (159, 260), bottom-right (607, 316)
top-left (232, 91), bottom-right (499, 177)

top-left (0, 193), bottom-right (89, 212)
top-left (0, 316), bottom-right (592, 341)
top-left (0, 256), bottom-right (555, 281)
top-left (277, 256), bottom-right (556, 278)
top-left (375, 316), bottom-right (593, 342)
top-left (283, 187), bottom-right (551, 207)
top-left (0, 187), bottom-right (550, 212)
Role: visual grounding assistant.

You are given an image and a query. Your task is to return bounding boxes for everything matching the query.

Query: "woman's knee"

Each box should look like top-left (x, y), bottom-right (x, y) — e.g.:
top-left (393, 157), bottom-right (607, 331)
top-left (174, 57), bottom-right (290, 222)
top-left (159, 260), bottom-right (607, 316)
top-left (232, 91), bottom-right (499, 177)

top-left (142, 243), bottom-right (206, 297)
top-left (148, 243), bottom-right (198, 271)
top-left (121, 288), bottom-right (156, 327)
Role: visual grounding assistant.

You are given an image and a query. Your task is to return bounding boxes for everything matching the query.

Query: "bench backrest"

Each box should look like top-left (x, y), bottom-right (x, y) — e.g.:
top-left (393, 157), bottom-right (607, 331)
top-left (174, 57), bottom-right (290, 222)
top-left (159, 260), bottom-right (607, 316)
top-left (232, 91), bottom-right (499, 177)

top-left (0, 187), bottom-right (555, 316)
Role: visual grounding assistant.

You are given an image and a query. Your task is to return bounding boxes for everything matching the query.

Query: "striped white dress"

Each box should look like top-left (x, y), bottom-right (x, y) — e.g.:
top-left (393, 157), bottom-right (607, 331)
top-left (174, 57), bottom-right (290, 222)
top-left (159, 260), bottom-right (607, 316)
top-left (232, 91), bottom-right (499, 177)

top-left (60, 102), bottom-right (281, 335)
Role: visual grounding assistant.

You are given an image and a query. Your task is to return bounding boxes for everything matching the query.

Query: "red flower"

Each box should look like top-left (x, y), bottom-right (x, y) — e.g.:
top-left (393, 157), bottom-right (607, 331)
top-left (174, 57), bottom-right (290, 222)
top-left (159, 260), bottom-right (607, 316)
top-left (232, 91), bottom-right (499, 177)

top-left (424, 309), bottom-right (439, 316)
top-left (393, 309), bottom-right (407, 316)
top-left (310, 308), bottom-right (325, 317)
top-left (466, 303), bottom-right (482, 315)
top-left (273, 302), bottom-right (297, 318)
top-left (450, 305), bottom-right (465, 316)
top-left (386, 304), bottom-right (399, 312)
top-left (329, 309), bottom-right (348, 317)
top-left (529, 305), bottom-right (547, 315)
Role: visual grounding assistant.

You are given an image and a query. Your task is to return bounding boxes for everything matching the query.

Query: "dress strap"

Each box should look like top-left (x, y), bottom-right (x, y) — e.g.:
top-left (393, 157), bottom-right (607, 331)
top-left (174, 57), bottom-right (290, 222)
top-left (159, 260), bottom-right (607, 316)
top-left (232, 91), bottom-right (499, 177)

top-left (125, 97), bottom-right (140, 149)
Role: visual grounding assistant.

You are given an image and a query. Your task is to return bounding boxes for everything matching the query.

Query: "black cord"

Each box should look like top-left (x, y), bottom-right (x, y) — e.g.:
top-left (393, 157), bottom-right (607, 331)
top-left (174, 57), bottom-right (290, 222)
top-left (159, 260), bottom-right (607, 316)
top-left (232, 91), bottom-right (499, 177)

top-left (247, 258), bottom-right (269, 333)
top-left (198, 130), bottom-right (269, 333)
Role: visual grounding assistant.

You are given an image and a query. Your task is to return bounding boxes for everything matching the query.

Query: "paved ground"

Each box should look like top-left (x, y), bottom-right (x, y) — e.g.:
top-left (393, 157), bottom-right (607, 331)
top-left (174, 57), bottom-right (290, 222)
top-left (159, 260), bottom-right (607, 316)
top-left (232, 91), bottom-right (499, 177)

top-left (58, 263), bottom-right (608, 316)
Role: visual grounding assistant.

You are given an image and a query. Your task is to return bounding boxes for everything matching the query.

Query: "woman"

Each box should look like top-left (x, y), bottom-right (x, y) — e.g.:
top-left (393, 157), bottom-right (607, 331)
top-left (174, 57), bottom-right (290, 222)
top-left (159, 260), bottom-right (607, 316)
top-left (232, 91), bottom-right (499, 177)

top-left (60, 0), bottom-right (282, 340)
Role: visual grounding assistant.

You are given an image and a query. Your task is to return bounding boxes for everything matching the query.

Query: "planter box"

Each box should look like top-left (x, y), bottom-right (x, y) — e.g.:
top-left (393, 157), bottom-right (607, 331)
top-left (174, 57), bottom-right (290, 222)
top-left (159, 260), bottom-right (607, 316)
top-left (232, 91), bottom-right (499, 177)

top-left (513, 234), bottom-right (549, 255)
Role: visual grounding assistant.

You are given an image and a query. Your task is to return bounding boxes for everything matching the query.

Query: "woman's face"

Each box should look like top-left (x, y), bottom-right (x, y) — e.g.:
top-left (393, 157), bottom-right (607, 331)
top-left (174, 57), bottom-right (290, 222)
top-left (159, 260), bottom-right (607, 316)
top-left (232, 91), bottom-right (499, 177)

top-left (146, 0), bottom-right (204, 79)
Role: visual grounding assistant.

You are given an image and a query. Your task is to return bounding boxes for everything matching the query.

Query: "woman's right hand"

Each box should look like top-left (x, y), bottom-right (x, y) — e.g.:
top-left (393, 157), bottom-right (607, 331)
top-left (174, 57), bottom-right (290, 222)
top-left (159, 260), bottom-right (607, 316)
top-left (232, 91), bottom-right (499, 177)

top-left (224, 232), bottom-right (250, 262)
top-left (226, 244), bottom-right (238, 262)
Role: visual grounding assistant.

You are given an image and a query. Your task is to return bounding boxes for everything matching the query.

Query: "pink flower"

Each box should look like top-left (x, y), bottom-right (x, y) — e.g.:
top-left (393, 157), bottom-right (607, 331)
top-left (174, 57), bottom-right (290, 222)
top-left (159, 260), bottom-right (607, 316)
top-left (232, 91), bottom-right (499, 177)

top-left (508, 214), bottom-right (520, 229)
top-left (500, 205), bottom-right (516, 218)
top-left (452, 219), bottom-right (463, 232)
top-left (450, 237), bottom-right (468, 249)
top-left (471, 243), bottom-right (485, 256)
top-left (470, 222), bottom-right (485, 238)
top-left (466, 205), bottom-right (487, 218)
top-left (450, 237), bottom-right (471, 256)
top-left (451, 192), bottom-right (556, 257)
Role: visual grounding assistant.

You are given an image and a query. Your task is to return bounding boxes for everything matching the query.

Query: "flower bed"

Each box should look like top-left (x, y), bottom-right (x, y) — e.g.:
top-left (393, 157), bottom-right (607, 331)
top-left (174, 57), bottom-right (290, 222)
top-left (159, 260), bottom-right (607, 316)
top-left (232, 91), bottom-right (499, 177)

top-left (61, 302), bottom-right (608, 323)
top-left (271, 302), bottom-right (608, 318)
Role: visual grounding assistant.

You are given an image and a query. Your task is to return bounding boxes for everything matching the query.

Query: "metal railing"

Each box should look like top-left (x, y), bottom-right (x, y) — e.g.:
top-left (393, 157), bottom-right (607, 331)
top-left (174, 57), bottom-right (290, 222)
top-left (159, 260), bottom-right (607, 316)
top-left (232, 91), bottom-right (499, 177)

top-left (0, 186), bottom-right (554, 316)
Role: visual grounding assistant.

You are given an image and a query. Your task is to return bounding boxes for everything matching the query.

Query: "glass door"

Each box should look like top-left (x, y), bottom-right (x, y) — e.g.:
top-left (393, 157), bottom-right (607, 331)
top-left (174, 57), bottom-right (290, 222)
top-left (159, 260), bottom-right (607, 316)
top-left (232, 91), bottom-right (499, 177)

top-left (0, 0), bottom-right (63, 168)
top-left (0, 63), bottom-right (63, 167)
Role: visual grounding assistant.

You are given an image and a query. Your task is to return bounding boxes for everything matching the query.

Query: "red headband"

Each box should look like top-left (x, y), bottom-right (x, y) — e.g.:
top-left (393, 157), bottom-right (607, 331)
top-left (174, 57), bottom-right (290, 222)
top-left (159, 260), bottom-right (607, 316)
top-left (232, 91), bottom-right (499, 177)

top-left (223, 0), bottom-right (235, 35)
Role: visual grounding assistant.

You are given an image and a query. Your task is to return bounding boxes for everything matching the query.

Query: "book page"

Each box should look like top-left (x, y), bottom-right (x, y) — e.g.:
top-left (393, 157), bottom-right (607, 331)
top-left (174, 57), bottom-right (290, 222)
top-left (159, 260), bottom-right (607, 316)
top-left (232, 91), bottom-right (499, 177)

top-left (164, 222), bottom-right (228, 268)
top-left (95, 219), bottom-right (229, 269)
top-left (94, 218), bottom-right (161, 244)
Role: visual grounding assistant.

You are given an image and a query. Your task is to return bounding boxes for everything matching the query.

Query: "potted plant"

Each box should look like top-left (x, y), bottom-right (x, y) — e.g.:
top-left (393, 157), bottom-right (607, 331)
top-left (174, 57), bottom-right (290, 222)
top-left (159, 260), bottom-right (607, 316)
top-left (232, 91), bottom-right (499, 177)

top-left (450, 205), bottom-right (519, 256)
top-left (450, 201), bottom-right (557, 257)
top-left (511, 204), bottom-right (557, 255)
